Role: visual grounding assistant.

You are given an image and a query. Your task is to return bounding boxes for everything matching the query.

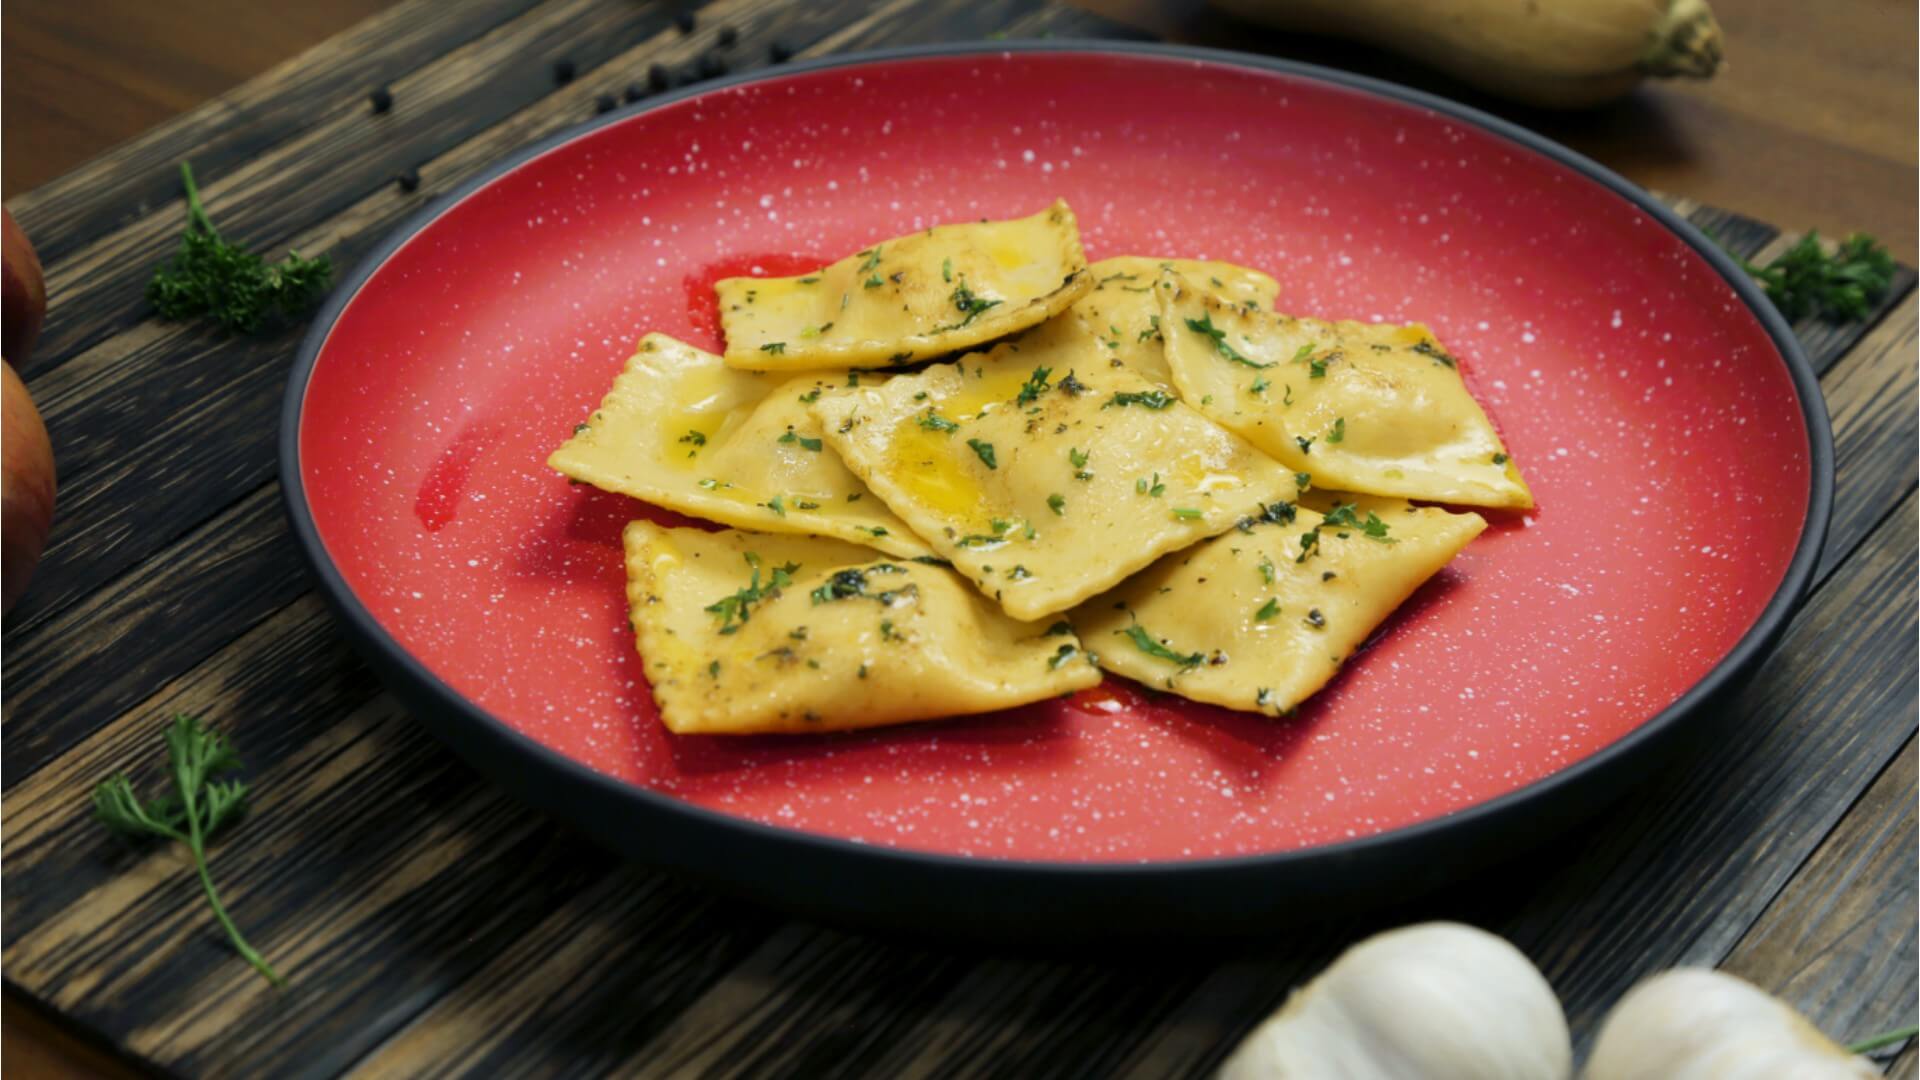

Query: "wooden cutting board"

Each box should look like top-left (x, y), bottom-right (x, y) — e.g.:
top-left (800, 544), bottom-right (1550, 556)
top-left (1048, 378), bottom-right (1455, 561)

top-left (3, 0), bottom-right (1914, 1075)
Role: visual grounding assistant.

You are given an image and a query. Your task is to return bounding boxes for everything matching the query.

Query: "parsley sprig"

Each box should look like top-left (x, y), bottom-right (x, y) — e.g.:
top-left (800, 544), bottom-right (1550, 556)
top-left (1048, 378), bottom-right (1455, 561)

top-left (1739, 231), bottom-right (1895, 322)
top-left (93, 715), bottom-right (283, 986)
top-left (147, 163), bottom-right (332, 335)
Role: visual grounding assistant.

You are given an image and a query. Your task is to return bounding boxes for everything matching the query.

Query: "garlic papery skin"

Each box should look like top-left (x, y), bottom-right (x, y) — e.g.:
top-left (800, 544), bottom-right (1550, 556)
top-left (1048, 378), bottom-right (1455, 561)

top-left (1583, 969), bottom-right (1877, 1080)
top-left (1218, 922), bottom-right (1572, 1079)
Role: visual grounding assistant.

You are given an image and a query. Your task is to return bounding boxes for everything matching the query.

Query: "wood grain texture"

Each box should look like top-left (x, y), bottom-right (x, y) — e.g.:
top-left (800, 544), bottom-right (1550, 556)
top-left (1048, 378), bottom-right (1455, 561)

top-left (1721, 735), bottom-right (1917, 1058)
top-left (1, 1), bottom-right (1914, 1075)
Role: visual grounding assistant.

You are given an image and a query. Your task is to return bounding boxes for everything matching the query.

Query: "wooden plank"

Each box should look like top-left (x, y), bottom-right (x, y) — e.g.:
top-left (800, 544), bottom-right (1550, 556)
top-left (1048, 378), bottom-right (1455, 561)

top-left (0, 486), bottom-right (311, 785)
top-left (3, 0), bottom-right (543, 265)
top-left (1818, 294), bottom-right (1918, 579)
top-left (0, 0), bottom-right (960, 640)
top-left (1, 596), bottom-right (626, 1076)
top-left (1890, 1042), bottom-right (1918, 1078)
top-left (1721, 736), bottom-right (1916, 1058)
top-left (16, 0), bottom-right (679, 378)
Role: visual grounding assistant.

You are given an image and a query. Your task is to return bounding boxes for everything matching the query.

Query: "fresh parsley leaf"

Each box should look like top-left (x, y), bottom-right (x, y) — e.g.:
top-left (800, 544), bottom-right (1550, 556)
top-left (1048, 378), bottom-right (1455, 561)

top-left (1255, 597), bottom-right (1281, 621)
top-left (706, 553), bottom-right (795, 632)
top-left (1048, 644), bottom-right (1080, 670)
top-left (760, 342), bottom-right (787, 355)
top-left (1117, 624), bottom-right (1203, 669)
top-left (1104, 389), bottom-right (1175, 410)
top-left (940, 278), bottom-right (1002, 330)
top-left (1327, 417), bottom-right (1345, 444)
top-left (1047, 493), bottom-right (1067, 516)
top-left (917, 410), bottom-right (959, 433)
top-left (777, 429), bottom-right (823, 452)
top-left (93, 715), bottom-right (283, 985)
top-left (1171, 508), bottom-right (1202, 520)
top-left (1185, 313), bottom-right (1271, 367)
top-left (967, 438), bottom-right (998, 469)
top-left (1016, 366), bottom-right (1053, 405)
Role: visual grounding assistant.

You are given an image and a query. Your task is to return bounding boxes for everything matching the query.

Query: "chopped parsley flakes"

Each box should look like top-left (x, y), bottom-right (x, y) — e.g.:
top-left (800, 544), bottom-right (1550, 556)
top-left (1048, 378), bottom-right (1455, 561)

top-left (1185, 312), bottom-right (1271, 368)
top-left (704, 553), bottom-right (797, 635)
top-left (1104, 389), bottom-right (1176, 410)
top-left (778, 429), bottom-right (823, 452)
top-left (966, 438), bottom-right (998, 469)
top-left (1117, 624), bottom-right (1203, 669)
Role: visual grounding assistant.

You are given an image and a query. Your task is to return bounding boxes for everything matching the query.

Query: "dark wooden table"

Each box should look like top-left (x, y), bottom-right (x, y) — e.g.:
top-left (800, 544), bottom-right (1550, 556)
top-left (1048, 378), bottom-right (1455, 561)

top-left (4, 1), bottom-right (1916, 1076)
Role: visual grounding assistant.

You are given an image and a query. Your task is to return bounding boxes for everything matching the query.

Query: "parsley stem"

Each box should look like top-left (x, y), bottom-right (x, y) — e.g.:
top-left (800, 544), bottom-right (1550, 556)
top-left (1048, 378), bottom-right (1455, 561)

top-left (1847, 1024), bottom-right (1918, 1055)
top-left (177, 761), bottom-right (283, 986)
top-left (179, 162), bottom-right (218, 238)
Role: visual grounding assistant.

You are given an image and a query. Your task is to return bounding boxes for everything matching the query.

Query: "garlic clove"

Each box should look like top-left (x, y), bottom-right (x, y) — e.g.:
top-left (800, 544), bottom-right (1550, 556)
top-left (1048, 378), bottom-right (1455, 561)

top-left (1583, 968), bottom-right (1878, 1080)
top-left (1220, 922), bottom-right (1572, 1079)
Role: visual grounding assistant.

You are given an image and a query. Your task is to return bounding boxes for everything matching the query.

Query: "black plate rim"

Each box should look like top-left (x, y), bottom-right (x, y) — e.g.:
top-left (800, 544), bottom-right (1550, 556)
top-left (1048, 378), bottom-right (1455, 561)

top-left (278, 40), bottom-right (1834, 899)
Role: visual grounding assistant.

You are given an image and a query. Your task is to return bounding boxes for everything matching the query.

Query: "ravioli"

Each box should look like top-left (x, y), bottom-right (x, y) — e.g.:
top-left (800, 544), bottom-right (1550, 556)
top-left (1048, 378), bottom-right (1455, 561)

top-left (1072, 494), bottom-right (1486, 715)
top-left (623, 522), bottom-right (1100, 734)
top-left (547, 334), bottom-right (931, 558)
top-left (1028, 257), bottom-right (1278, 387)
top-left (810, 332), bottom-right (1303, 621)
top-left (715, 201), bottom-right (1092, 371)
top-left (1159, 273), bottom-right (1533, 509)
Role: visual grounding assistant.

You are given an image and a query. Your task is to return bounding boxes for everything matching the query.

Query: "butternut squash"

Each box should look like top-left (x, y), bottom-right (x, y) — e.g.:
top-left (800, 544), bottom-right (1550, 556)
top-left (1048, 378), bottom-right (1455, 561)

top-left (1210, 0), bottom-right (1724, 108)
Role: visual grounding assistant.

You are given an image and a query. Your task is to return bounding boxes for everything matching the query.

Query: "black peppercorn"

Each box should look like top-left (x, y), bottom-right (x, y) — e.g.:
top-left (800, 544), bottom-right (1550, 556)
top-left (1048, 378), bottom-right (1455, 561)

top-left (368, 85), bottom-right (393, 114)
top-left (552, 58), bottom-right (575, 85)
top-left (648, 63), bottom-right (671, 91)
top-left (395, 169), bottom-right (420, 194)
top-left (594, 92), bottom-right (617, 114)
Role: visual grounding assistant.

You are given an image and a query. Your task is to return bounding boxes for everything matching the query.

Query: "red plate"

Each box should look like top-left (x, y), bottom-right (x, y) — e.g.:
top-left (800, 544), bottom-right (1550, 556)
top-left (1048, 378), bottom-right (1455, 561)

top-left (284, 44), bottom-right (1828, 929)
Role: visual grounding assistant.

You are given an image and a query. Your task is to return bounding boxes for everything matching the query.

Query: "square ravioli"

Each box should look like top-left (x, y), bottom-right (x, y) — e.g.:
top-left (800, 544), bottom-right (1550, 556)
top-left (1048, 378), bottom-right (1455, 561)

top-left (1159, 272), bottom-right (1533, 509)
top-left (715, 201), bottom-right (1092, 371)
top-left (810, 333), bottom-right (1303, 621)
top-left (1072, 494), bottom-right (1486, 715)
top-left (547, 334), bottom-right (931, 558)
top-left (1024, 257), bottom-right (1278, 388)
top-left (623, 522), bottom-right (1100, 734)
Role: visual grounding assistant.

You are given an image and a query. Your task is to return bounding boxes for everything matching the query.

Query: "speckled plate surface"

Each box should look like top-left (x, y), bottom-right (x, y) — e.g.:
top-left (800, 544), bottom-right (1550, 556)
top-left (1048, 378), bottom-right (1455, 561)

top-left (283, 43), bottom-right (1828, 927)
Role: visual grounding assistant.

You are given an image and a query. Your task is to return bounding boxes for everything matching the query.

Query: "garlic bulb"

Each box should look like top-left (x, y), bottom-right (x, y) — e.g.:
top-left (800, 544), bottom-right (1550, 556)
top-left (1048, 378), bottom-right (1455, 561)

top-left (1218, 921), bottom-right (1572, 1079)
top-left (1583, 969), bottom-right (1877, 1080)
